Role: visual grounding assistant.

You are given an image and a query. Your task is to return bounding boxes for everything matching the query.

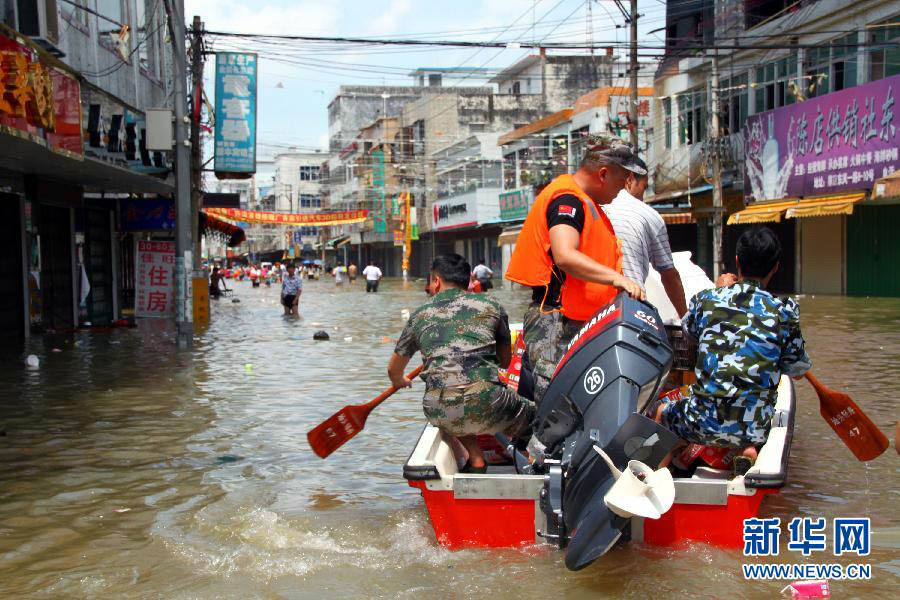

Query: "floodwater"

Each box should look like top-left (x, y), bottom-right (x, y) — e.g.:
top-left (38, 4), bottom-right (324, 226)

top-left (1, 278), bottom-right (897, 599)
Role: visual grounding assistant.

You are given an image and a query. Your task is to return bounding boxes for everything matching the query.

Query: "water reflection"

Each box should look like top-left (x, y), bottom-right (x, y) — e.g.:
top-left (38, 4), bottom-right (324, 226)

top-left (0, 280), bottom-right (896, 598)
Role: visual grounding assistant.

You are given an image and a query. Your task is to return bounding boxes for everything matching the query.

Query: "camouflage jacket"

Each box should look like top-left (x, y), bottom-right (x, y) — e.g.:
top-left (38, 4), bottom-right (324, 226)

top-left (684, 281), bottom-right (811, 416)
top-left (394, 288), bottom-right (511, 390)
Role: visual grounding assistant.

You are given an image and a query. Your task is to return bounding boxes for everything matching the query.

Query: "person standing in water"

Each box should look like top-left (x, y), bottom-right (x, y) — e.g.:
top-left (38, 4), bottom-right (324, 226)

top-left (281, 263), bottom-right (303, 316)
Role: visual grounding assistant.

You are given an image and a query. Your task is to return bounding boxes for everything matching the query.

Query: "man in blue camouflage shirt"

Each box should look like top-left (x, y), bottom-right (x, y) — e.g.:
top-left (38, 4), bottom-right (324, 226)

top-left (656, 227), bottom-right (811, 465)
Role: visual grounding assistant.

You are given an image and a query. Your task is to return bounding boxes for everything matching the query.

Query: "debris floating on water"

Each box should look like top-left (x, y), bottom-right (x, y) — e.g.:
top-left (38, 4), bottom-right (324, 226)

top-left (216, 455), bottom-right (243, 464)
top-left (313, 330), bottom-right (330, 340)
top-left (244, 363), bottom-right (253, 374)
top-left (52, 348), bottom-right (62, 353)
top-left (25, 355), bottom-right (39, 368)
top-left (401, 309), bottom-right (410, 321)
top-left (343, 336), bottom-right (353, 342)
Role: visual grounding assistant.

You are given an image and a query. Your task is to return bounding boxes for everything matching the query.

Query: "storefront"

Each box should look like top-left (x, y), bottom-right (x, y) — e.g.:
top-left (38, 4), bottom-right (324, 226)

top-left (733, 72), bottom-right (900, 296)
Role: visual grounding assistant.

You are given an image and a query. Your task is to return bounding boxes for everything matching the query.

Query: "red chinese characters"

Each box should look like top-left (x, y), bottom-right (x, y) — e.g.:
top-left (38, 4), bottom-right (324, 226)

top-left (135, 240), bottom-right (175, 318)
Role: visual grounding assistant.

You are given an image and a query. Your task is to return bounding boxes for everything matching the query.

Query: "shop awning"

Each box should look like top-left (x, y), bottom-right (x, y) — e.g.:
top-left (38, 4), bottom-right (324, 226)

top-left (784, 193), bottom-right (866, 219)
top-left (199, 211), bottom-right (246, 247)
top-left (497, 226), bottom-right (522, 246)
top-left (0, 130), bottom-right (174, 194)
top-left (727, 193), bottom-right (866, 225)
top-left (660, 212), bottom-right (694, 225)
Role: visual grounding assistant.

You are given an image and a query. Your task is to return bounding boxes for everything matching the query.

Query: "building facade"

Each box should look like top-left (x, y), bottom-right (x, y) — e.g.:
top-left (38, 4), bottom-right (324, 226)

top-left (272, 151), bottom-right (330, 259)
top-left (1, 1), bottom-right (176, 341)
top-left (651, 0), bottom-right (900, 296)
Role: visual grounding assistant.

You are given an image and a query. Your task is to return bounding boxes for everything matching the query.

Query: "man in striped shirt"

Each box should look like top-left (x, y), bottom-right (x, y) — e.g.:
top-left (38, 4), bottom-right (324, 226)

top-left (603, 158), bottom-right (688, 317)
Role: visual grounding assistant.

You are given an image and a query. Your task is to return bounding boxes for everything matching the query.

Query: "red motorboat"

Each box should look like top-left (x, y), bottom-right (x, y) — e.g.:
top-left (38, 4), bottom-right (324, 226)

top-left (404, 293), bottom-right (795, 570)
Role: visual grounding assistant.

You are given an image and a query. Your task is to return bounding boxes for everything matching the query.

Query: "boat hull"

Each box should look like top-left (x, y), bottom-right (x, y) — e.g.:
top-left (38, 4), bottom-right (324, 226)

top-left (404, 375), bottom-right (795, 554)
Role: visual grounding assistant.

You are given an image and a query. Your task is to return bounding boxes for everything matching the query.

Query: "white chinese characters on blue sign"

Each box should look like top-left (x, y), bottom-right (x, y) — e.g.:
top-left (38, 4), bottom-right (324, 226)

top-left (214, 52), bottom-right (257, 174)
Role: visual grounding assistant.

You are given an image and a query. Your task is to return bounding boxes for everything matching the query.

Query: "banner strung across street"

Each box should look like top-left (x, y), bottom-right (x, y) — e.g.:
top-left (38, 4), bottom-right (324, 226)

top-left (204, 208), bottom-right (368, 226)
top-left (214, 52), bottom-right (257, 176)
top-left (135, 241), bottom-right (175, 319)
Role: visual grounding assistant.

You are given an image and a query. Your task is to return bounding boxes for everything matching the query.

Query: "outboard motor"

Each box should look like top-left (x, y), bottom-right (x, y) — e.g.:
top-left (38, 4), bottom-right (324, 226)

top-left (535, 293), bottom-right (681, 570)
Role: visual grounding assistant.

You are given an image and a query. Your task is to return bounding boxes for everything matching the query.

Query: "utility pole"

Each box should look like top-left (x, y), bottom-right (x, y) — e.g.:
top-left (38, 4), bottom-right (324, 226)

top-left (710, 54), bottom-right (724, 280)
top-left (190, 15), bottom-right (204, 270)
top-left (629, 0), bottom-right (639, 149)
top-left (164, 0), bottom-right (193, 347)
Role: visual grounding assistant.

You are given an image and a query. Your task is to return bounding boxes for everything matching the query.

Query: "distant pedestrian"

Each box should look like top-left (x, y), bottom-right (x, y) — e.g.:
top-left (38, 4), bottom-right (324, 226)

top-left (363, 261), bottom-right (383, 293)
top-left (334, 264), bottom-right (346, 286)
top-left (348, 263), bottom-right (358, 283)
top-left (281, 263), bottom-right (302, 316)
top-left (472, 259), bottom-right (494, 291)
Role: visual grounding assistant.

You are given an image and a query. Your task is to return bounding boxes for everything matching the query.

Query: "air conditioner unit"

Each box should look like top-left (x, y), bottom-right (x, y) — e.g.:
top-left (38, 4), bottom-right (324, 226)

top-left (16, 0), bottom-right (64, 57)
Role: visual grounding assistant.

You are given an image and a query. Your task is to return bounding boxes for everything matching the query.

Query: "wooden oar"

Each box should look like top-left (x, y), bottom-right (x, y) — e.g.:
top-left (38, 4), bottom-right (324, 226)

top-left (307, 365), bottom-right (424, 459)
top-left (805, 372), bottom-right (889, 462)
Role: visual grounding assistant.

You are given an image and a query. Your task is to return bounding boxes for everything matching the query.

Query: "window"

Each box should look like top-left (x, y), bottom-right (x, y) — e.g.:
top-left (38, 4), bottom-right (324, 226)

top-left (503, 152), bottom-right (517, 190)
top-left (96, 0), bottom-right (125, 27)
top-left (677, 88), bottom-right (706, 145)
top-left (512, 81), bottom-right (521, 95)
top-left (663, 97), bottom-right (672, 149)
top-left (805, 36), bottom-right (859, 99)
top-left (870, 24), bottom-right (900, 82)
top-left (300, 226), bottom-right (318, 237)
top-left (299, 194), bottom-right (321, 208)
top-left (299, 165), bottom-right (320, 181)
top-left (745, 0), bottom-right (797, 30)
top-left (831, 34), bottom-right (858, 91)
top-left (753, 55), bottom-right (796, 111)
top-left (135, 0), bottom-right (162, 77)
top-left (428, 73), bottom-right (442, 87)
top-left (720, 73), bottom-right (750, 135)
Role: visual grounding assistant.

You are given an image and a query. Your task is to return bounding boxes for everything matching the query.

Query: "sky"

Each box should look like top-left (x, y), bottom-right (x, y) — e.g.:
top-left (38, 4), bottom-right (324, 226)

top-left (184, 0), bottom-right (668, 168)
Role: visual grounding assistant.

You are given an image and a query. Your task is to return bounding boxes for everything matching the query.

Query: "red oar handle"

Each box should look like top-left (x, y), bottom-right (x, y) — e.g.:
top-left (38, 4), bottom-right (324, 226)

top-left (364, 365), bottom-right (424, 410)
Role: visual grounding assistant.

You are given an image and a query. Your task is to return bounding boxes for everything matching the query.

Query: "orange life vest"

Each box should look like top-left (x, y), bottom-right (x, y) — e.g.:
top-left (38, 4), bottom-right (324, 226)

top-left (505, 174), bottom-right (622, 322)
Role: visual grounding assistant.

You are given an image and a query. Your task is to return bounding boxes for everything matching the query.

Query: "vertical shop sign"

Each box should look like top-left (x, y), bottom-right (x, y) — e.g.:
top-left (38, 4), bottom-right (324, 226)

top-left (214, 52), bottom-right (257, 176)
top-left (135, 240), bottom-right (175, 318)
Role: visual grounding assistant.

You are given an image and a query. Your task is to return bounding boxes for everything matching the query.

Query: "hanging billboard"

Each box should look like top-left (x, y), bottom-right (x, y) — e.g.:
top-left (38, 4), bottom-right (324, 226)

top-left (744, 74), bottom-right (900, 202)
top-left (214, 52), bottom-right (257, 177)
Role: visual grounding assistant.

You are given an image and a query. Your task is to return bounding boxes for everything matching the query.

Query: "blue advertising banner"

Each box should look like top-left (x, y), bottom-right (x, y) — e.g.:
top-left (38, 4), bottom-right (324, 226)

top-left (214, 52), bottom-right (258, 175)
top-left (120, 197), bottom-right (175, 231)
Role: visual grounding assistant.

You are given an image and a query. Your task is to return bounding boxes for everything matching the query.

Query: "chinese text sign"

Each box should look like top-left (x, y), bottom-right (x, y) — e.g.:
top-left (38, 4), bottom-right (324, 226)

top-left (214, 53), bottom-right (257, 174)
top-left (745, 74), bottom-right (900, 202)
top-left (135, 240), bottom-right (175, 318)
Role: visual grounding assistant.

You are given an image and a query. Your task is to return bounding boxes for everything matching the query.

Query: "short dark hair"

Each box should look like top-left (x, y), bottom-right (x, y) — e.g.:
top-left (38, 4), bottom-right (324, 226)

top-left (430, 253), bottom-right (471, 288)
top-left (736, 227), bottom-right (781, 278)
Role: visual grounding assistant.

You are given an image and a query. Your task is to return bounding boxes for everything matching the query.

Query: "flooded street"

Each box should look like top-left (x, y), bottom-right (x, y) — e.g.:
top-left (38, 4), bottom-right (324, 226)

top-left (1, 279), bottom-right (897, 598)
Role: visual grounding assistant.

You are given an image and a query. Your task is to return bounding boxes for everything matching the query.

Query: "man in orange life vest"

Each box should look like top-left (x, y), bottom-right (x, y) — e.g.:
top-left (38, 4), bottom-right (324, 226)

top-left (506, 136), bottom-right (646, 405)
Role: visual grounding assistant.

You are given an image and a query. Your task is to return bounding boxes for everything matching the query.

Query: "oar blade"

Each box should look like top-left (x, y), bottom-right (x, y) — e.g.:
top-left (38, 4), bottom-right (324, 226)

top-left (819, 391), bottom-right (889, 462)
top-left (307, 405), bottom-right (367, 459)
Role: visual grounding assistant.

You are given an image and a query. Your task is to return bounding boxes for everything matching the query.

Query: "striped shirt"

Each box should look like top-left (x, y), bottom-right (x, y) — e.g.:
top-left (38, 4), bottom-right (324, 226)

top-left (602, 189), bottom-right (674, 287)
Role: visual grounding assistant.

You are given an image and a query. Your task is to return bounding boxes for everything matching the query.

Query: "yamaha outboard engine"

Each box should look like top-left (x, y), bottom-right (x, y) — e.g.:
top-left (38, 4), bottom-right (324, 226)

top-left (535, 293), bottom-right (680, 570)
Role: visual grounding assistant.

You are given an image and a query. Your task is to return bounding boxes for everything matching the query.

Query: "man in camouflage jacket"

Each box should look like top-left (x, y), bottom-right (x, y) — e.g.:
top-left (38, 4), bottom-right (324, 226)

top-left (389, 254), bottom-right (534, 472)
top-left (657, 227), bottom-right (811, 452)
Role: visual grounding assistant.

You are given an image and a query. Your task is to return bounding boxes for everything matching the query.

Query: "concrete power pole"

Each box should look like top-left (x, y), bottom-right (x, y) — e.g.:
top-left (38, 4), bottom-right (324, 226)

top-left (164, 0), bottom-right (193, 347)
top-left (710, 54), bottom-right (724, 280)
top-left (190, 16), bottom-right (204, 270)
top-left (629, 0), bottom-right (639, 149)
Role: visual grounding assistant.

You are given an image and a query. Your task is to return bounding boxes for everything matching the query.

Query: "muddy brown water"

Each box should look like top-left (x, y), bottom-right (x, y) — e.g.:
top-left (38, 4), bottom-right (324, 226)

top-left (1, 279), bottom-right (897, 598)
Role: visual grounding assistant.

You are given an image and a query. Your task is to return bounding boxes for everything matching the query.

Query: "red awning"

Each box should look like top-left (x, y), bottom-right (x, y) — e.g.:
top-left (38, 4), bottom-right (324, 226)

top-left (200, 211), bottom-right (246, 247)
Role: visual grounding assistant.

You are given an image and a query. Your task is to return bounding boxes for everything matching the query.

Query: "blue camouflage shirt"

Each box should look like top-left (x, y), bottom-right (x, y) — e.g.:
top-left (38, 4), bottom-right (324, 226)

top-left (683, 281), bottom-right (811, 438)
